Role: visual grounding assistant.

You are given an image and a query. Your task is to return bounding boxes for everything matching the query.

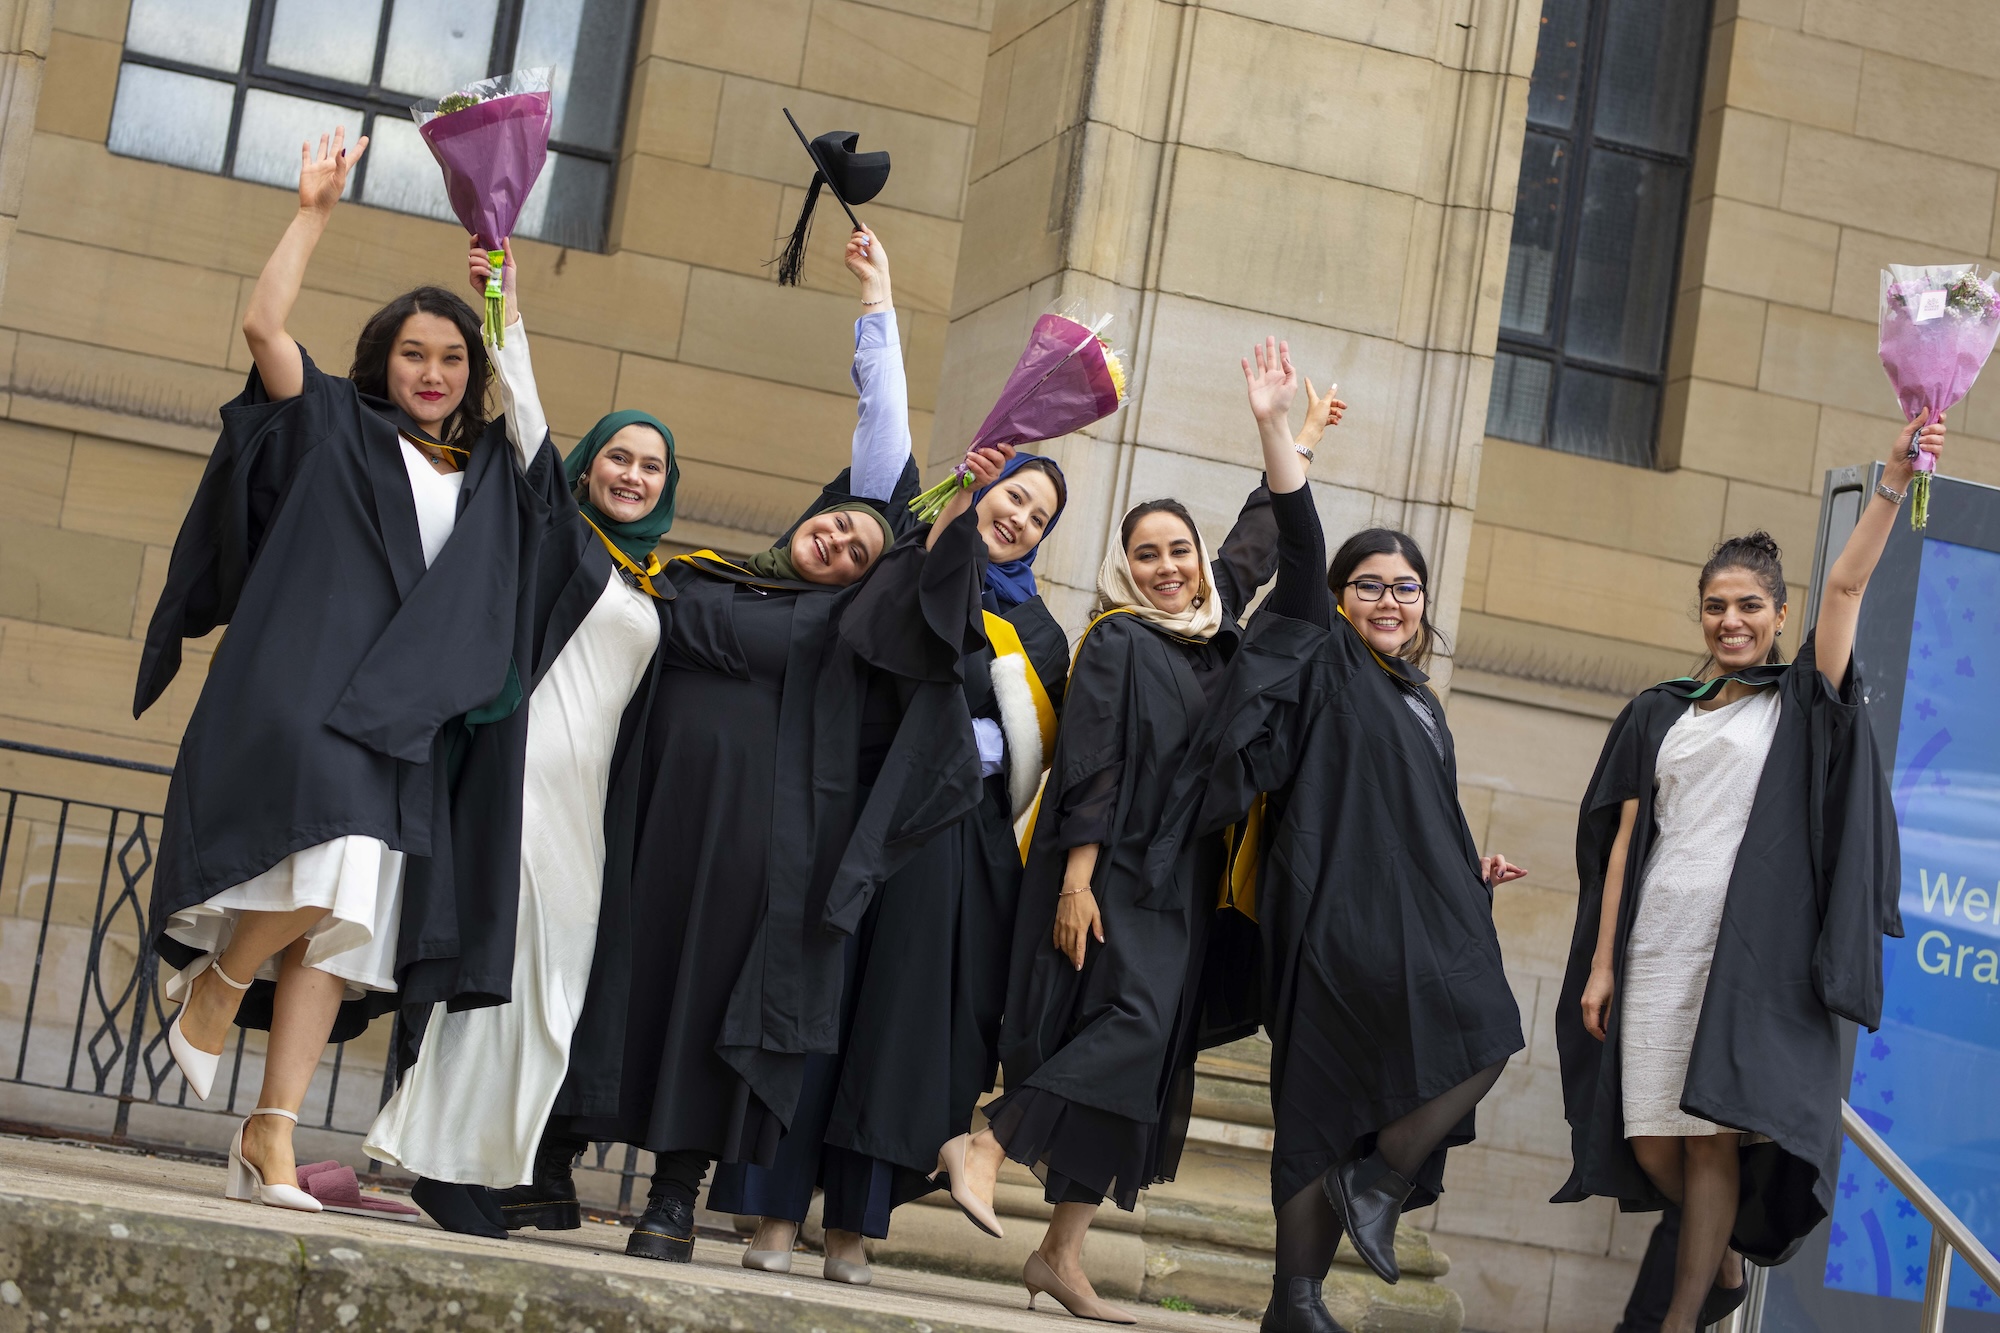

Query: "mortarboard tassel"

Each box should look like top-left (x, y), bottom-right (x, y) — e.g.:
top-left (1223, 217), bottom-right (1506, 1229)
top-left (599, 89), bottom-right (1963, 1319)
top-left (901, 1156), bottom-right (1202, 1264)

top-left (776, 173), bottom-right (824, 287)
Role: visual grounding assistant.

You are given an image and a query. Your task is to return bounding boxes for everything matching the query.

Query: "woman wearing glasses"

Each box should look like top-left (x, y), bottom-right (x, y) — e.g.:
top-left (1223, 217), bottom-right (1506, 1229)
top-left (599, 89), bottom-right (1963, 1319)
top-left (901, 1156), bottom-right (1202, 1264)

top-left (1153, 339), bottom-right (1524, 1333)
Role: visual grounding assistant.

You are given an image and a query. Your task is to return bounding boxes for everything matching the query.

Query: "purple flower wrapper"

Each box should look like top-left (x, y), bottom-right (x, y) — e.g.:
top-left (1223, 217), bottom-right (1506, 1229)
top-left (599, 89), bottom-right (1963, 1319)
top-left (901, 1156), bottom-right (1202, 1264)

top-left (1878, 263), bottom-right (2000, 528)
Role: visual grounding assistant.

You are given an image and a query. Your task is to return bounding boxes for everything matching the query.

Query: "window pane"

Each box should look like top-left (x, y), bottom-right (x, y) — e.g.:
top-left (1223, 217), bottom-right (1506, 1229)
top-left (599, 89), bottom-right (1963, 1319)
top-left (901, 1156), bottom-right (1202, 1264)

top-left (234, 90), bottom-right (364, 192)
top-left (359, 116), bottom-right (457, 224)
top-left (1500, 132), bottom-right (1570, 340)
top-left (517, 0), bottom-right (642, 152)
top-left (124, 0), bottom-right (251, 71)
top-left (1563, 152), bottom-right (1687, 372)
top-left (380, 0), bottom-right (501, 97)
top-left (1487, 352), bottom-right (1553, 445)
top-left (1527, 0), bottom-right (1589, 130)
top-left (266, 0), bottom-right (385, 85)
top-left (515, 151), bottom-right (610, 251)
top-left (1594, 0), bottom-right (1708, 154)
top-left (1552, 366), bottom-right (1657, 466)
top-left (107, 64), bottom-right (234, 173)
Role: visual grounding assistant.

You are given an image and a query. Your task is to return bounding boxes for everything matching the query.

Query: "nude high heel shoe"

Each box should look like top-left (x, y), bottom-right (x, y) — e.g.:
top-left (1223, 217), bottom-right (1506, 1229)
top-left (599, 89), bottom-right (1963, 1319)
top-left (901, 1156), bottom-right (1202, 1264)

top-left (1024, 1250), bottom-right (1137, 1324)
top-left (226, 1108), bottom-right (322, 1212)
top-left (166, 957), bottom-right (251, 1103)
top-left (931, 1132), bottom-right (1004, 1238)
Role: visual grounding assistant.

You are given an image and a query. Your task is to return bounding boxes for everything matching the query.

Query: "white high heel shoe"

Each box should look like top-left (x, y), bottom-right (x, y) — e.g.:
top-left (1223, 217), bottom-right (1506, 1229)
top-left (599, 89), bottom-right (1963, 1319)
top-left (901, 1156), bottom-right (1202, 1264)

top-left (166, 957), bottom-right (251, 1102)
top-left (227, 1108), bottom-right (322, 1212)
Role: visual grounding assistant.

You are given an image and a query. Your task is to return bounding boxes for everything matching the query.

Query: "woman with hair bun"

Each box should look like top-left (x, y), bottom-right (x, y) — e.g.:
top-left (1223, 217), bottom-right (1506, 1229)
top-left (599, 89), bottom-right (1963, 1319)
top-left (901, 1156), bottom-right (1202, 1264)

top-left (1552, 419), bottom-right (1940, 1333)
top-left (1151, 338), bottom-right (1524, 1333)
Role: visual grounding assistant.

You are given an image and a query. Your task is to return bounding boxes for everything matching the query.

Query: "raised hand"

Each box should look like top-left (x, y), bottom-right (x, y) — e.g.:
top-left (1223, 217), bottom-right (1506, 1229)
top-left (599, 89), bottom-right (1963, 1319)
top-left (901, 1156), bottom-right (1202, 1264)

top-left (1243, 335), bottom-right (1298, 427)
top-left (845, 225), bottom-right (891, 307)
top-left (1885, 411), bottom-right (1947, 489)
top-left (298, 125), bottom-right (366, 218)
top-left (962, 442), bottom-right (1013, 487)
top-left (467, 237), bottom-right (518, 322)
top-left (1296, 376), bottom-right (1348, 458)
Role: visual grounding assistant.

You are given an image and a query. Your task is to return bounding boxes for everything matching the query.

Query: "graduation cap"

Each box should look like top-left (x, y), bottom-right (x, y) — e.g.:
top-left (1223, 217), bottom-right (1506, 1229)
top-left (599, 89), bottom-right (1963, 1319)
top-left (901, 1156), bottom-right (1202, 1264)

top-left (775, 108), bottom-right (891, 287)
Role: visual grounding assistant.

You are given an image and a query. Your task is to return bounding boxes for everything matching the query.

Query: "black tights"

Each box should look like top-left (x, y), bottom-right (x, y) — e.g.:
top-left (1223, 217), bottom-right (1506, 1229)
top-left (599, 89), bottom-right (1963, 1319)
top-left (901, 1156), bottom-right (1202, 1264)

top-left (648, 1148), bottom-right (711, 1207)
top-left (1273, 1059), bottom-right (1508, 1281)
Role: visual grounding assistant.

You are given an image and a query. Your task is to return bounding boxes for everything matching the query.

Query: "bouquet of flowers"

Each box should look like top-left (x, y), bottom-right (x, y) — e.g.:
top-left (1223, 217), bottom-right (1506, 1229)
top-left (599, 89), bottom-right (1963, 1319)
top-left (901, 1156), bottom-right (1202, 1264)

top-left (412, 69), bottom-right (553, 347)
top-left (911, 311), bottom-right (1128, 522)
top-left (1879, 263), bottom-right (2000, 528)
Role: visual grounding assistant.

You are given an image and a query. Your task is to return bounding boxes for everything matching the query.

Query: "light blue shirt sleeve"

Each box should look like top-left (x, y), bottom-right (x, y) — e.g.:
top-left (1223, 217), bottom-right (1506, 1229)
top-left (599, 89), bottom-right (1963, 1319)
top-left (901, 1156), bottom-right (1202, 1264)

top-left (849, 309), bottom-right (910, 502)
top-left (972, 717), bottom-right (1006, 778)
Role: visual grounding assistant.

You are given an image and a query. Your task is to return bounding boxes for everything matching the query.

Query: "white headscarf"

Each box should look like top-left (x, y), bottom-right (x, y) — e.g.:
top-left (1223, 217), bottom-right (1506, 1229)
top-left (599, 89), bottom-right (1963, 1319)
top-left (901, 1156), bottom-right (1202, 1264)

top-left (1089, 508), bottom-right (1224, 642)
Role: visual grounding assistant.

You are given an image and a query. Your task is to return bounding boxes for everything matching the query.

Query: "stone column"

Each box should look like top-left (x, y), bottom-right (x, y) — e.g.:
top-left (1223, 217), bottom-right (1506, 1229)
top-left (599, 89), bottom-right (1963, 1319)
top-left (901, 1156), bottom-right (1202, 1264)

top-left (933, 0), bottom-right (1541, 691)
top-left (0, 0), bottom-right (51, 316)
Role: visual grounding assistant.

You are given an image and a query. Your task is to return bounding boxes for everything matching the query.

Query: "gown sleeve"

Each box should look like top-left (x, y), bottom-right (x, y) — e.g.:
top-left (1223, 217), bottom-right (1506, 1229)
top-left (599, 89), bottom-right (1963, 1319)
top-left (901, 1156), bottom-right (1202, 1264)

top-left (1258, 483), bottom-right (1332, 627)
top-left (134, 348), bottom-right (339, 716)
top-left (488, 317), bottom-right (548, 472)
top-left (1210, 481), bottom-right (1278, 623)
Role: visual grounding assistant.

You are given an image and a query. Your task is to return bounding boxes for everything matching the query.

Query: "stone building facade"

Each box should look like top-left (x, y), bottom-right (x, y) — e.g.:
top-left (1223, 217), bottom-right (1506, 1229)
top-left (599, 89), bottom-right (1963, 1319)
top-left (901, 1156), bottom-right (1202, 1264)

top-left (1, 1), bottom-right (1994, 1330)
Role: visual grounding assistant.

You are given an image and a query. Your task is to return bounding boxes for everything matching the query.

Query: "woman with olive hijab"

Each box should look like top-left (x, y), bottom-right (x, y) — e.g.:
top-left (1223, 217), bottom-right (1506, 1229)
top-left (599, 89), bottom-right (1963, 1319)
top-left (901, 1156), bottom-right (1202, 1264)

top-left (365, 386), bottom-right (679, 1222)
top-left (510, 226), bottom-right (988, 1266)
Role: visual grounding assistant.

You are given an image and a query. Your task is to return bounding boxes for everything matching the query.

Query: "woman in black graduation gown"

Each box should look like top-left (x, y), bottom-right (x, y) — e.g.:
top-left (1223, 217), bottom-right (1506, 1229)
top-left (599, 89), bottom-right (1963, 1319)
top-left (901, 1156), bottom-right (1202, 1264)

top-left (1552, 422), bottom-right (1933, 1333)
top-left (1152, 339), bottom-right (1525, 1333)
top-left (710, 447), bottom-right (1072, 1281)
top-left (137, 130), bottom-right (561, 1210)
top-left (948, 456), bottom-right (1308, 1322)
top-left (507, 226), bottom-right (987, 1264)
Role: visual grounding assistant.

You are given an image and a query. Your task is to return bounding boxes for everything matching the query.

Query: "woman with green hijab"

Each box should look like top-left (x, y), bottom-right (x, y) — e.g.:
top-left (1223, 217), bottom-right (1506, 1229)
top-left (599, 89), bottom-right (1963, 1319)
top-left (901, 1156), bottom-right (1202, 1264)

top-left (367, 272), bottom-right (683, 1231)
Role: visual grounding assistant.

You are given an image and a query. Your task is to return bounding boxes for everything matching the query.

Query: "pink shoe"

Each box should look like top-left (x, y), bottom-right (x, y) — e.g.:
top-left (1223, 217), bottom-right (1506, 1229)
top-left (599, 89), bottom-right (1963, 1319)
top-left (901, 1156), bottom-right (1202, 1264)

top-left (298, 1161), bottom-right (420, 1219)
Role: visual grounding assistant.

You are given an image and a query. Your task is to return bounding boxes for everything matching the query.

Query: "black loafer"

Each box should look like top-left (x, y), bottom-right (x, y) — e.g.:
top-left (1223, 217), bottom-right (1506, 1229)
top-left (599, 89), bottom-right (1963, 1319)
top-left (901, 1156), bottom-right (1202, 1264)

top-left (625, 1194), bottom-right (696, 1263)
top-left (1323, 1156), bottom-right (1411, 1285)
top-left (1699, 1277), bottom-right (1749, 1327)
top-left (1260, 1276), bottom-right (1350, 1333)
top-left (492, 1134), bottom-right (585, 1231)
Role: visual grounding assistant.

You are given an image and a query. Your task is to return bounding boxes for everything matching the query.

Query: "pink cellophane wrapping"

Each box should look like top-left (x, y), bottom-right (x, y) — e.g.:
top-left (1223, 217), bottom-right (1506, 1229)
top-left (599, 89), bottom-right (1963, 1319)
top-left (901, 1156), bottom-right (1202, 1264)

top-left (413, 69), bottom-right (553, 249)
top-left (1879, 263), bottom-right (2000, 475)
top-left (969, 314), bottom-right (1125, 451)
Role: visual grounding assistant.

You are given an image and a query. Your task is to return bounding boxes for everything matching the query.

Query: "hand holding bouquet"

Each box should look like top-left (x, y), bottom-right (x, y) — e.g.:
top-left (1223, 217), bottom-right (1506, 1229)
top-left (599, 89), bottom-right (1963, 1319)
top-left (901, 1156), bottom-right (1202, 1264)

top-left (911, 310), bottom-right (1128, 522)
top-left (413, 69), bottom-right (553, 347)
top-left (1878, 264), bottom-right (2000, 527)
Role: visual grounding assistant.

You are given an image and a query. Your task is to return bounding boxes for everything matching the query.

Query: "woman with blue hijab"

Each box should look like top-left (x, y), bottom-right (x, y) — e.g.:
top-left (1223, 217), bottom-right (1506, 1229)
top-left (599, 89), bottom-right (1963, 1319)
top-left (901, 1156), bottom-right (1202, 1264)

top-left (710, 448), bottom-right (1072, 1281)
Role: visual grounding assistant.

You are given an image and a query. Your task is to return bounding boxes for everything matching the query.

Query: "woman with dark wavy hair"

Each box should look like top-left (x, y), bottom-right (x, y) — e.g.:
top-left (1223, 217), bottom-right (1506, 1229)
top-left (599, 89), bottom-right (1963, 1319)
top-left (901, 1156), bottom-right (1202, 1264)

top-left (1554, 417), bottom-right (1938, 1333)
top-left (136, 128), bottom-right (561, 1213)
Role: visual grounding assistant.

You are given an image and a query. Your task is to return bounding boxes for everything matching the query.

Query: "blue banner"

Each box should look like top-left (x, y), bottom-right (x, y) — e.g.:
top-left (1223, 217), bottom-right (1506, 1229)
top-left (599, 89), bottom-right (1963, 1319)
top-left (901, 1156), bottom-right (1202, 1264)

top-left (1825, 537), bottom-right (2000, 1313)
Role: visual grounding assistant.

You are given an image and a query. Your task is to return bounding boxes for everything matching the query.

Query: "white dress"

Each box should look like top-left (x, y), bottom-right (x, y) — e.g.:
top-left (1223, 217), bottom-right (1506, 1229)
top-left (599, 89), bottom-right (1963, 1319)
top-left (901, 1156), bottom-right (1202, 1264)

top-left (161, 440), bottom-right (467, 1001)
top-left (1620, 688), bottom-right (1782, 1137)
top-left (364, 568), bottom-right (658, 1184)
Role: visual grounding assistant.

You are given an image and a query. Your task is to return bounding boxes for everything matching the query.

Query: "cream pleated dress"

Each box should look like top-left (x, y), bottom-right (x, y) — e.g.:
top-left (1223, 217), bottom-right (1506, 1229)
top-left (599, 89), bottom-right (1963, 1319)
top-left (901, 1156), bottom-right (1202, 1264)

top-left (1620, 687), bottom-right (1782, 1136)
top-left (364, 328), bottom-right (661, 1186)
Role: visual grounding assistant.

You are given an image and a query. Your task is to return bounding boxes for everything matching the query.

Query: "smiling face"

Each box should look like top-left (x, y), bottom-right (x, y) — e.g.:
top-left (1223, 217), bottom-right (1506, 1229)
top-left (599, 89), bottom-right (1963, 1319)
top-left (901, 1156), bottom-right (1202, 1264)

top-left (586, 424), bottom-right (670, 524)
top-left (789, 508), bottom-right (887, 586)
top-left (1124, 511), bottom-right (1204, 615)
top-left (384, 311), bottom-right (470, 434)
top-left (1701, 566), bottom-right (1787, 672)
top-left (1336, 552), bottom-right (1427, 659)
top-left (975, 465), bottom-right (1061, 563)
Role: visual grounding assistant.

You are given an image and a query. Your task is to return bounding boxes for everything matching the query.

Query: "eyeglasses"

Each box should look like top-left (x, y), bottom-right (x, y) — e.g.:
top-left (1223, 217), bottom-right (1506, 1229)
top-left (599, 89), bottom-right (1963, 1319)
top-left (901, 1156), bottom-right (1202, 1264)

top-left (1343, 578), bottom-right (1425, 605)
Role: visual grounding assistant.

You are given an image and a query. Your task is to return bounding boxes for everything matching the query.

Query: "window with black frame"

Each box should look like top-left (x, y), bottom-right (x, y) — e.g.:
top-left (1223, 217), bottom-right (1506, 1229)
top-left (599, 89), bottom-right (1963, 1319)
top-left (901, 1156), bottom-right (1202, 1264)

top-left (105, 0), bottom-right (639, 252)
top-left (1487, 0), bottom-right (1712, 468)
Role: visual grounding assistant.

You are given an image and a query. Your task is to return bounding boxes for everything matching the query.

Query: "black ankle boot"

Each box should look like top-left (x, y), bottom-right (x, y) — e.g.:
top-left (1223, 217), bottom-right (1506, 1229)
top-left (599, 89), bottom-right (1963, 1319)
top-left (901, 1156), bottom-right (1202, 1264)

top-left (1322, 1155), bottom-right (1411, 1285)
top-left (1260, 1276), bottom-right (1350, 1333)
top-left (411, 1178), bottom-right (507, 1239)
top-left (492, 1134), bottom-right (585, 1231)
top-left (625, 1192), bottom-right (696, 1262)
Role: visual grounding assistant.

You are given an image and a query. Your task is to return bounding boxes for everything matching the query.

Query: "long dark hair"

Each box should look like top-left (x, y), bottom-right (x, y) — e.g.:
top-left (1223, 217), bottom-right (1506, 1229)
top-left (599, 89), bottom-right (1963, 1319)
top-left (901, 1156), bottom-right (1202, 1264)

top-left (1119, 497), bottom-right (1198, 550)
top-left (1326, 527), bottom-right (1447, 671)
top-left (1697, 530), bottom-right (1787, 668)
top-left (349, 286), bottom-right (489, 448)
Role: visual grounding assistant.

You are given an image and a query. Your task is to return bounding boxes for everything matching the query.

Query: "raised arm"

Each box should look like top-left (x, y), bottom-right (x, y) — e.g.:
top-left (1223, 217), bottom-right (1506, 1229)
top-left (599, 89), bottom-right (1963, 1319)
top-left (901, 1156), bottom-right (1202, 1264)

top-left (469, 240), bottom-right (543, 471)
top-left (1241, 337), bottom-right (1347, 626)
top-left (241, 127), bottom-right (367, 401)
top-left (1815, 415), bottom-right (1947, 689)
top-left (845, 226), bottom-right (909, 502)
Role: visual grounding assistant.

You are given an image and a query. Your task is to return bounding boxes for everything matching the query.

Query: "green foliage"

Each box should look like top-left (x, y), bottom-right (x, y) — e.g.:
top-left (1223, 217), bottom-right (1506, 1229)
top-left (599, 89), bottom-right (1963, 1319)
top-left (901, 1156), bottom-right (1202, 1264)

top-left (435, 92), bottom-right (482, 115)
top-left (1157, 1296), bottom-right (1197, 1313)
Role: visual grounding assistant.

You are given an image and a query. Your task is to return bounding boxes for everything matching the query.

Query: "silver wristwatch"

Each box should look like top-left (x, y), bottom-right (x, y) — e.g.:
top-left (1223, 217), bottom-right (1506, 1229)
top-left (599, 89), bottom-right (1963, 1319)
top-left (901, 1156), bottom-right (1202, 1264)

top-left (1875, 480), bottom-right (1905, 506)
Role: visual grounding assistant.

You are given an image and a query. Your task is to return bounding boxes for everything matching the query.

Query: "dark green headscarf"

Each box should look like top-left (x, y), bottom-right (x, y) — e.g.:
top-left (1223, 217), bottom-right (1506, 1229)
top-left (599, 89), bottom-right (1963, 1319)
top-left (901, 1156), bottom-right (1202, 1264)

top-left (564, 410), bottom-right (679, 564)
top-left (739, 500), bottom-right (895, 583)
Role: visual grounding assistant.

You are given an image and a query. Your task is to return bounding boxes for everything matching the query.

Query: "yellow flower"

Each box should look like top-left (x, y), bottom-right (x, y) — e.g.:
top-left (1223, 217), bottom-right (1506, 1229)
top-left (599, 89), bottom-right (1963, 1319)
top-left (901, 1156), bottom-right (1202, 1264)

top-left (1099, 340), bottom-right (1128, 401)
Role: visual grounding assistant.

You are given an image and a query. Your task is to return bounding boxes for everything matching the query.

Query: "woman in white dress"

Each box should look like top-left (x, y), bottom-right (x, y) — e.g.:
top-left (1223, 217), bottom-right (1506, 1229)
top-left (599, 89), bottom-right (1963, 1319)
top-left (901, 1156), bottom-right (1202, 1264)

top-left (1557, 417), bottom-right (1943, 1333)
top-left (139, 129), bottom-right (556, 1211)
top-left (363, 247), bottom-right (676, 1236)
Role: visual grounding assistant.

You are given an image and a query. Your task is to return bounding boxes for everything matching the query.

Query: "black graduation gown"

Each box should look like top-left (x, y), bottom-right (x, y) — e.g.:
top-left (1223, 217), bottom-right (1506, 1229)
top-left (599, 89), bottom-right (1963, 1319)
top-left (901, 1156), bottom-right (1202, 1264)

top-left (136, 350), bottom-right (560, 1040)
top-left (820, 593), bottom-right (1070, 1198)
top-left (992, 492), bottom-right (1278, 1211)
top-left (1153, 610), bottom-right (1526, 1212)
top-left (1552, 634), bottom-right (1901, 1264)
top-left (553, 466), bottom-right (987, 1161)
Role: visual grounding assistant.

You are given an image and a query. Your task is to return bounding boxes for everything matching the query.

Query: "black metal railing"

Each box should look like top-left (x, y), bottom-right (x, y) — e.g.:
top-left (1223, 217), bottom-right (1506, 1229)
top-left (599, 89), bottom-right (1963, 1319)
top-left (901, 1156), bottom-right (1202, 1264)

top-left (0, 739), bottom-right (645, 1213)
